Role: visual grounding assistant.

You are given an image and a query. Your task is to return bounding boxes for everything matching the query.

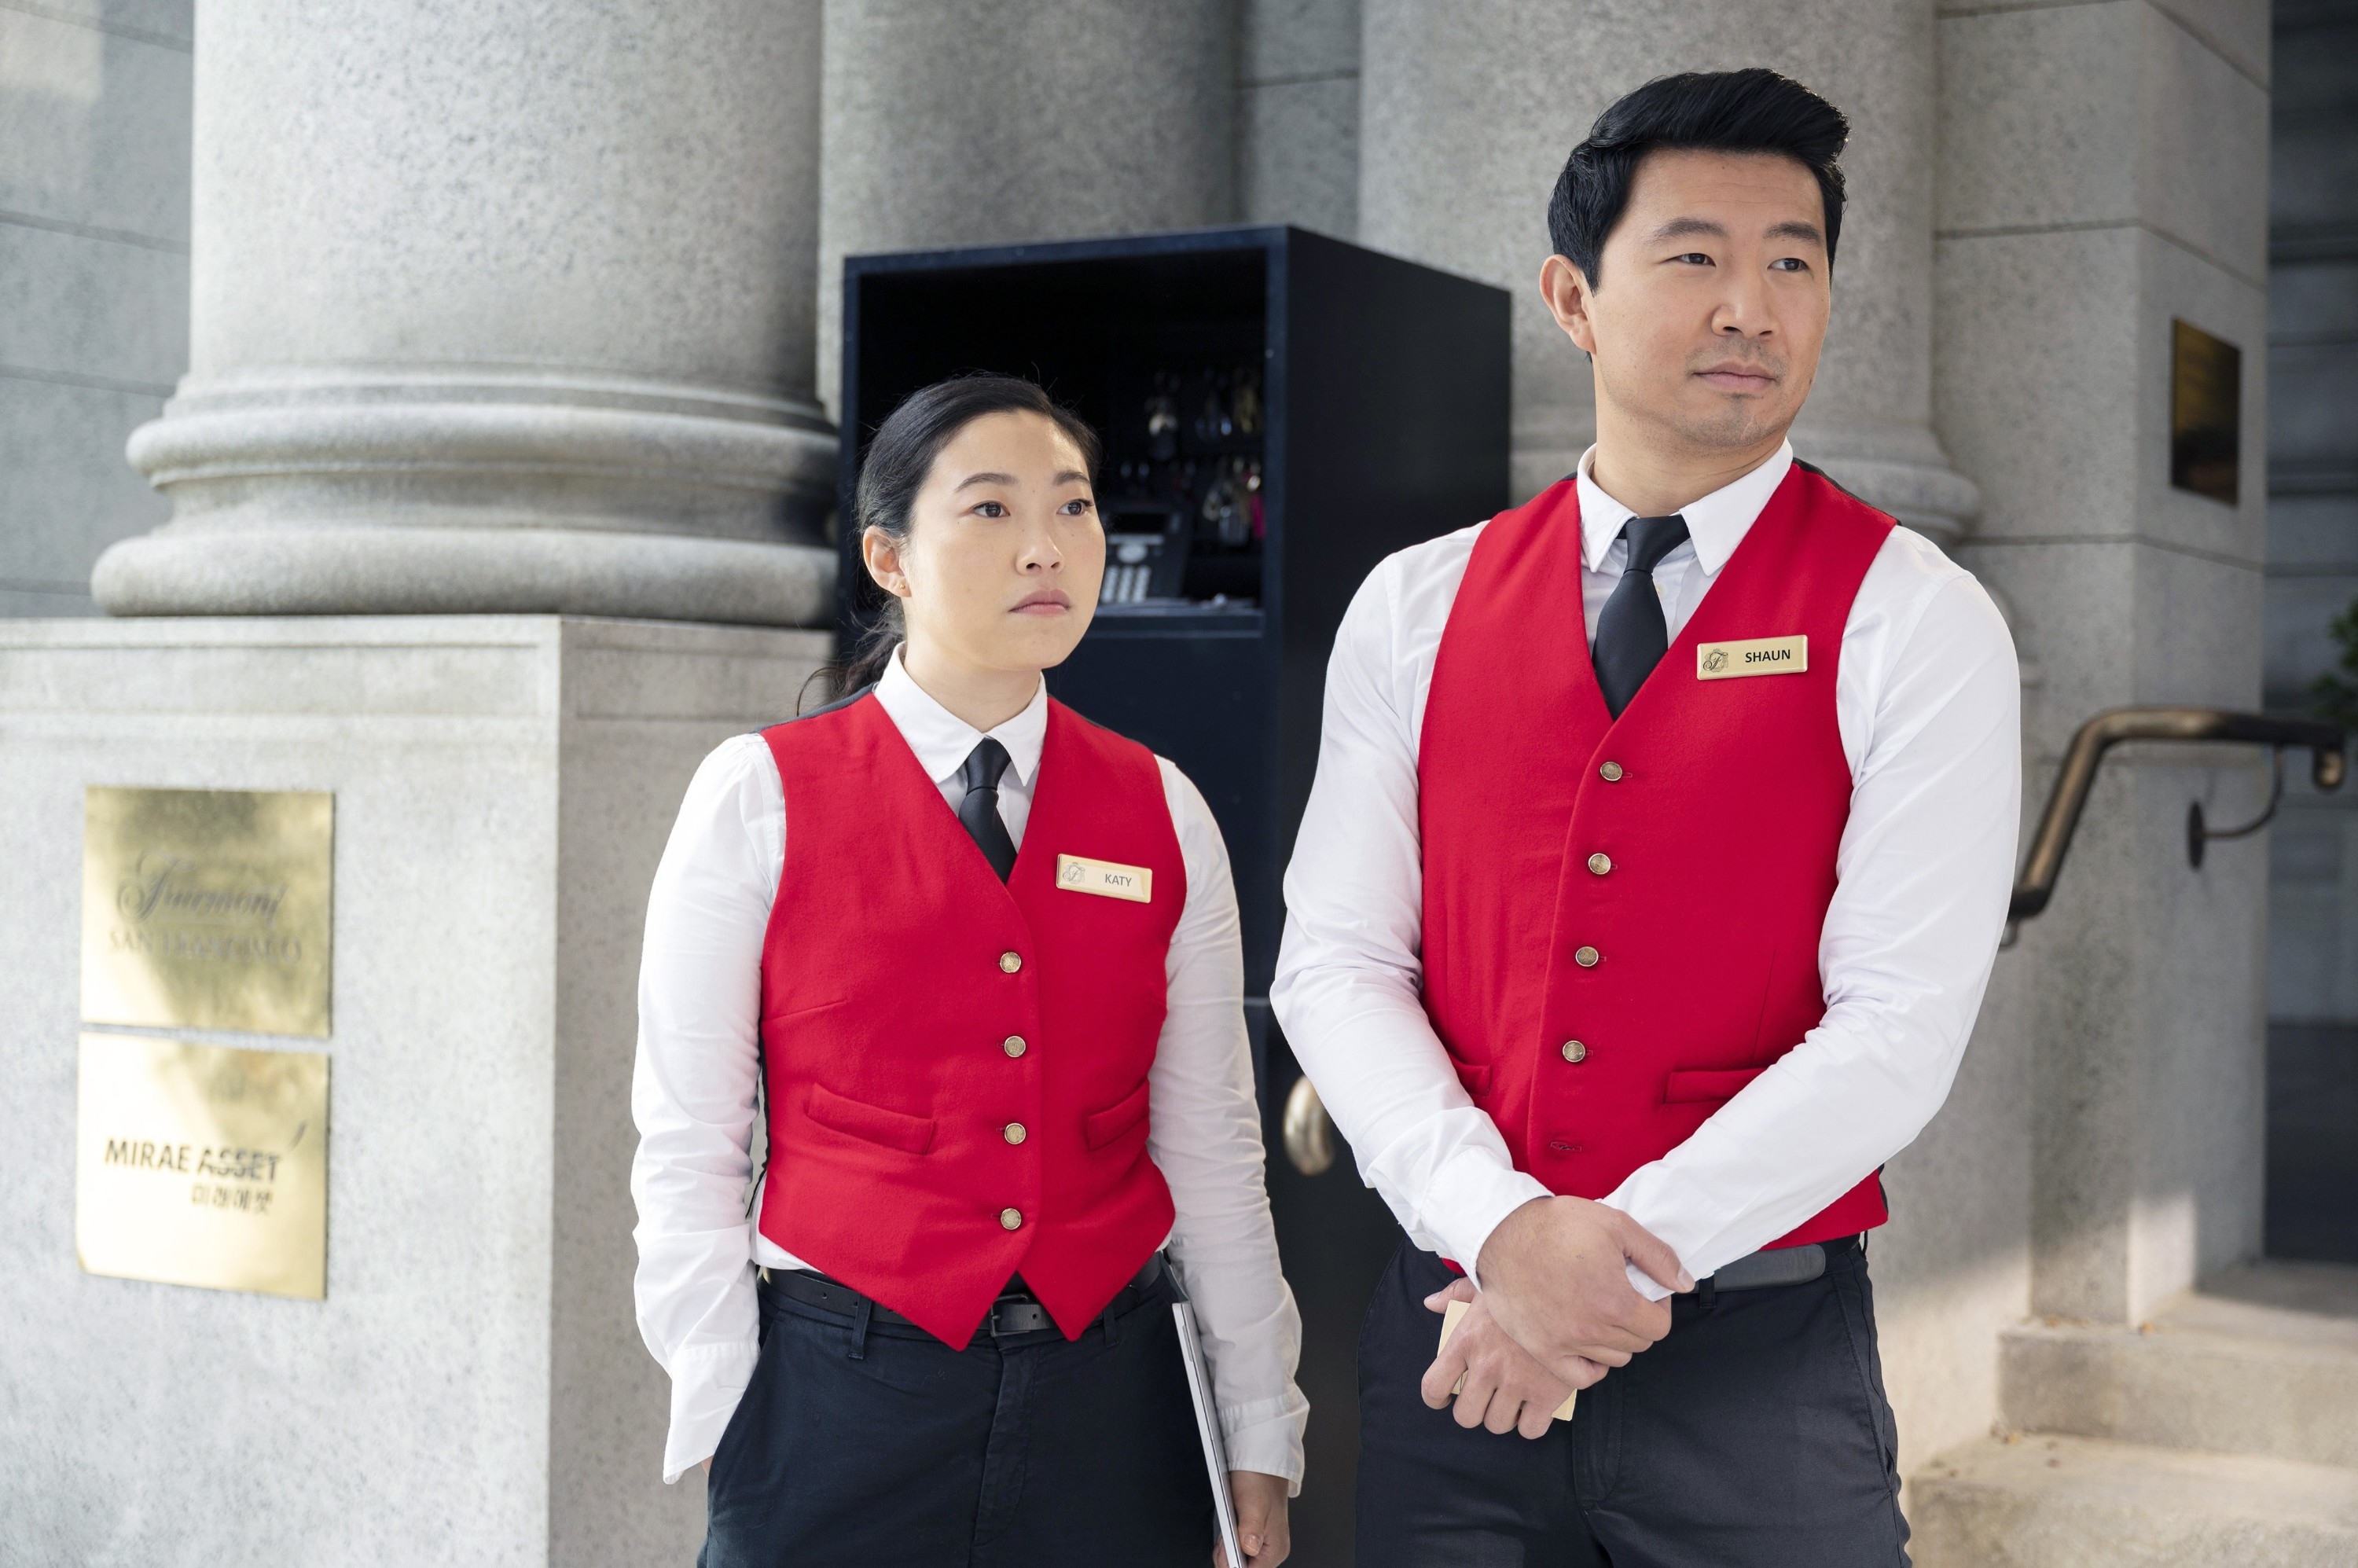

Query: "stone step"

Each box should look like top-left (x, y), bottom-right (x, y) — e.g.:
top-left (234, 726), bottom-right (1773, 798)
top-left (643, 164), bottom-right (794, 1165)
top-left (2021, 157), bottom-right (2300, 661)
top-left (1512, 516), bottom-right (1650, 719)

top-left (1908, 1434), bottom-right (2358, 1568)
top-left (2000, 1261), bottom-right (2358, 1468)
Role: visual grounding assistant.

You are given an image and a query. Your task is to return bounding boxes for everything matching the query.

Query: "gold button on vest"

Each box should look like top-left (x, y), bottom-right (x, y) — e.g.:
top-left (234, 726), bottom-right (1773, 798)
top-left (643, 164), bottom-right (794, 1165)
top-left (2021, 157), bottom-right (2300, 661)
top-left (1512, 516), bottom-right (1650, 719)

top-left (1003, 1035), bottom-right (1027, 1058)
top-left (1574, 946), bottom-right (1600, 968)
top-left (1561, 1040), bottom-right (1588, 1063)
top-left (998, 951), bottom-right (1023, 973)
top-left (1599, 761), bottom-right (1625, 782)
top-left (1000, 1207), bottom-right (1023, 1231)
top-left (1588, 853), bottom-right (1612, 875)
top-left (1004, 1122), bottom-right (1027, 1145)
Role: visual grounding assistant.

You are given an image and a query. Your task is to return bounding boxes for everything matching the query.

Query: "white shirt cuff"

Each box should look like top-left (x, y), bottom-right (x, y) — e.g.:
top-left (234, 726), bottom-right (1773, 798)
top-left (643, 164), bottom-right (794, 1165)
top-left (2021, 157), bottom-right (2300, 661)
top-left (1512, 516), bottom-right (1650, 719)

top-left (659, 1338), bottom-right (760, 1484)
top-left (1425, 1152), bottom-right (1552, 1291)
top-left (1625, 1258), bottom-right (1677, 1301)
top-left (1220, 1394), bottom-right (1309, 1496)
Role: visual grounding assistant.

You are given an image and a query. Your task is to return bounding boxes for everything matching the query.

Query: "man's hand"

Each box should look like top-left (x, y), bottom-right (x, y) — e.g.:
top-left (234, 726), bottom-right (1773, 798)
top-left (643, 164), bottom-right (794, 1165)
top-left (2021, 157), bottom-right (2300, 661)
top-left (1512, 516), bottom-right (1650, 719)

top-left (1420, 1276), bottom-right (1598, 1439)
top-left (1218, 1471), bottom-right (1291, 1566)
top-left (1475, 1195), bottom-right (1691, 1380)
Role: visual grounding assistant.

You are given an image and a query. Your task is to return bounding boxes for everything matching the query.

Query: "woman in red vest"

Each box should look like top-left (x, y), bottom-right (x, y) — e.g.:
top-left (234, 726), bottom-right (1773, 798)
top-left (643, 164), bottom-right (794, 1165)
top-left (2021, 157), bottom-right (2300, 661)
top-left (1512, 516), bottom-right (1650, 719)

top-left (630, 374), bottom-right (1304, 1567)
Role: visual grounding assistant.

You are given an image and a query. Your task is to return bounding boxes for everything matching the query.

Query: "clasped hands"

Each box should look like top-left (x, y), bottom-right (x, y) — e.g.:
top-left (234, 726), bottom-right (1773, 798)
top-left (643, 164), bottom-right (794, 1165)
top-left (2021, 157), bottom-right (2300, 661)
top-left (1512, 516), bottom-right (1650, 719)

top-left (1420, 1195), bottom-right (1693, 1439)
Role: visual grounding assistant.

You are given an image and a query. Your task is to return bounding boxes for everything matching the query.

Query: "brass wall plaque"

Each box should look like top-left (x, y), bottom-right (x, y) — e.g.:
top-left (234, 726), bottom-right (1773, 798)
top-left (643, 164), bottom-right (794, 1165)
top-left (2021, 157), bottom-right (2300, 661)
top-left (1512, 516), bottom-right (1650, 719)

top-left (76, 1033), bottom-right (329, 1299)
top-left (2170, 318), bottom-right (2241, 505)
top-left (83, 786), bottom-right (333, 1037)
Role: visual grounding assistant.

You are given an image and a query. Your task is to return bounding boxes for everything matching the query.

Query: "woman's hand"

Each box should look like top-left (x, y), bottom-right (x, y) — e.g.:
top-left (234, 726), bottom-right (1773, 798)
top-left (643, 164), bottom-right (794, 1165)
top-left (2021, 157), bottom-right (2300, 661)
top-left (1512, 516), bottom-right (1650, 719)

top-left (1221, 1470), bottom-right (1291, 1566)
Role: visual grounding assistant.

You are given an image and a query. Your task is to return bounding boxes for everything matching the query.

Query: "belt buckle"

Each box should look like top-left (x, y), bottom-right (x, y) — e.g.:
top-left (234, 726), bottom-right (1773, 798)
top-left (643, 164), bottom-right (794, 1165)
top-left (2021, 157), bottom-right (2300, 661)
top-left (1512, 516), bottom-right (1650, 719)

top-left (988, 1295), bottom-right (1047, 1337)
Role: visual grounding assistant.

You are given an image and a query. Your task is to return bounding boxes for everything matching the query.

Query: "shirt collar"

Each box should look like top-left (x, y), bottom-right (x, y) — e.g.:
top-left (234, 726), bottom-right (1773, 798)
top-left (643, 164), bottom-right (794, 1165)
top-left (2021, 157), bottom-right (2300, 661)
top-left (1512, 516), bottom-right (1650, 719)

top-left (1574, 439), bottom-right (1794, 577)
top-left (873, 646), bottom-right (1048, 790)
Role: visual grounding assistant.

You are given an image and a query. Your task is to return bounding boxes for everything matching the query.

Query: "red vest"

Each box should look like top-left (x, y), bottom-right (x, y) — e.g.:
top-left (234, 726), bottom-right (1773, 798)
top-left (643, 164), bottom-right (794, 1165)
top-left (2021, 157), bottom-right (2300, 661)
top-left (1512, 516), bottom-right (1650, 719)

top-left (756, 692), bottom-right (1185, 1345)
top-left (1419, 462), bottom-right (1891, 1249)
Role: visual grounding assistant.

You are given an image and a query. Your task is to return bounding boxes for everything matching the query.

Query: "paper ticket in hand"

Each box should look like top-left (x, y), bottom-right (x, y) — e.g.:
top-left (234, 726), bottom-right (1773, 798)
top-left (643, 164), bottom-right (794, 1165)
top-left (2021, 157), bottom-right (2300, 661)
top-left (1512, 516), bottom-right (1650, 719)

top-left (1438, 1298), bottom-right (1578, 1422)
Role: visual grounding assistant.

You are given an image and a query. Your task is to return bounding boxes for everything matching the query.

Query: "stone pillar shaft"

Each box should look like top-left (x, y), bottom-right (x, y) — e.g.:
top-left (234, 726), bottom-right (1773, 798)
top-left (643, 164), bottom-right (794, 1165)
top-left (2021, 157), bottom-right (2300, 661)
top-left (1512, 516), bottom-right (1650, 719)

top-left (1937, 0), bottom-right (2273, 1324)
top-left (98, 0), bottom-right (836, 625)
top-left (817, 0), bottom-right (1240, 417)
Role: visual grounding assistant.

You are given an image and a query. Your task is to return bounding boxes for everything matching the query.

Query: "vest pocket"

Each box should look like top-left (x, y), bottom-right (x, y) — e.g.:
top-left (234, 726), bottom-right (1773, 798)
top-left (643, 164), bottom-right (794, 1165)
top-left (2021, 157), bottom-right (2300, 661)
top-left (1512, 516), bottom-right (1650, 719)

top-left (805, 1081), bottom-right (935, 1155)
top-left (1083, 1080), bottom-right (1152, 1151)
top-left (1445, 1056), bottom-right (1492, 1096)
top-left (1665, 1067), bottom-right (1765, 1104)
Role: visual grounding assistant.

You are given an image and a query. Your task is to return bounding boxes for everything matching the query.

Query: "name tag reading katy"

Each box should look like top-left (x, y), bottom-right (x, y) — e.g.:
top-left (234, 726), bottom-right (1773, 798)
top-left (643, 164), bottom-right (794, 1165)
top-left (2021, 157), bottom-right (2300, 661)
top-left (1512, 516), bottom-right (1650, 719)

top-left (76, 1033), bottom-right (329, 1300)
top-left (1056, 853), bottom-right (1153, 903)
top-left (83, 786), bottom-right (334, 1037)
top-left (1695, 635), bottom-right (1808, 681)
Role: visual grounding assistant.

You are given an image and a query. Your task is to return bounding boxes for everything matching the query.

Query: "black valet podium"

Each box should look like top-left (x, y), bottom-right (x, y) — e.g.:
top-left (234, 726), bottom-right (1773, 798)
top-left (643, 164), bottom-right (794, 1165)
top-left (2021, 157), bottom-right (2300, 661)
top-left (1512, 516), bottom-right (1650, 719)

top-left (839, 226), bottom-right (1509, 1024)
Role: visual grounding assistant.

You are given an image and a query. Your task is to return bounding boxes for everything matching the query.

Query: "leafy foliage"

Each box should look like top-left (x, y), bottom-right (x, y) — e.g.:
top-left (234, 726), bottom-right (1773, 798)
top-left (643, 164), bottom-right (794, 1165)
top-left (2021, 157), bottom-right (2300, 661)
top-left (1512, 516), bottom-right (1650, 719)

top-left (2315, 597), bottom-right (2358, 733)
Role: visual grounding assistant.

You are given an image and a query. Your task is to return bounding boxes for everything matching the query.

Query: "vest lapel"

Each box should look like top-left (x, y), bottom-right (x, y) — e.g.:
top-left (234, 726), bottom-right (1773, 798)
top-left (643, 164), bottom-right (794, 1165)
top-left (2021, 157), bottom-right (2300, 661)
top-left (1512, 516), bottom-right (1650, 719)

top-left (869, 698), bottom-right (1034, 916)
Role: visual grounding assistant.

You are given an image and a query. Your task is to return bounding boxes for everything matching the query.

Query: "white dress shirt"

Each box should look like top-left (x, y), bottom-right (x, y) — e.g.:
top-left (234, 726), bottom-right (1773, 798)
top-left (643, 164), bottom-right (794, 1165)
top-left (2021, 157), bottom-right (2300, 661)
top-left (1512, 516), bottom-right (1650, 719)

top-left (633, 649), bottom-right (1308, 1486)
top-left (1271, 442), bottom-right (2021, 1298)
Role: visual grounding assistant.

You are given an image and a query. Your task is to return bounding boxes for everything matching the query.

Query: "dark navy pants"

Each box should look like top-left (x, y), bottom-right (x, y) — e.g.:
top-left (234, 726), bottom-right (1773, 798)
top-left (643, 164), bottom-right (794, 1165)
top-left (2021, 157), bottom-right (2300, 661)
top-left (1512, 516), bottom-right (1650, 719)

top-left (1357, 1235), bottom-right (1910, 1567)
top-left (700, 1266), bottom-right (1212, 1568)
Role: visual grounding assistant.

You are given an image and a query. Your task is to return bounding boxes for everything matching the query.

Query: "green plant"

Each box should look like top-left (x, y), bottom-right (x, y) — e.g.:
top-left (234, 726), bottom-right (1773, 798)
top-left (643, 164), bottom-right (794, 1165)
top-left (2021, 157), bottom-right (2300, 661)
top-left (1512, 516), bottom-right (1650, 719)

top-left (2316, 597), bottom-right (2358, 732)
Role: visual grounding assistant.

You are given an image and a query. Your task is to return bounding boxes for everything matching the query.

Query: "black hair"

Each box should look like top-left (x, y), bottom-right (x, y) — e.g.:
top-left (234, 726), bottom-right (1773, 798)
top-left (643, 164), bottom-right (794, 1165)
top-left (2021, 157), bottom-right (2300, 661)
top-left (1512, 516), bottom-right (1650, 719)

top-left (812, 373), bottom-right (1103, 705)
top-left (1547, 68), bottom-right (1849, 288)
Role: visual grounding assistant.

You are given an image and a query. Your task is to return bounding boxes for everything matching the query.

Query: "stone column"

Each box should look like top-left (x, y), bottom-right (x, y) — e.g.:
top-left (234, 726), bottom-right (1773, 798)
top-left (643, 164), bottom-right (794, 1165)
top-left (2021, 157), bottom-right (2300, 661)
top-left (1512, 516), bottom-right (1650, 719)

top-left (1937, 0), bottom-right (2274, 1325)
top-left (1239, 0), bottom-right (1362, 238)
top-left (94, 0), bottom-right (835, 625)
top-left (816, 0), bottom-right (1239, 415)
top-left (1357, 0), bottom-right (1979, 540)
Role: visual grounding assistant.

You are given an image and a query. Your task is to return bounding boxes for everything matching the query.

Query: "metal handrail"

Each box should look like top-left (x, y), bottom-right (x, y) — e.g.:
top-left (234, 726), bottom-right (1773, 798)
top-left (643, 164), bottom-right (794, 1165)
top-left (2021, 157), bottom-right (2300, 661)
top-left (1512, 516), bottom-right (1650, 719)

top-left (2008, 707), bottom-right (2347, 926)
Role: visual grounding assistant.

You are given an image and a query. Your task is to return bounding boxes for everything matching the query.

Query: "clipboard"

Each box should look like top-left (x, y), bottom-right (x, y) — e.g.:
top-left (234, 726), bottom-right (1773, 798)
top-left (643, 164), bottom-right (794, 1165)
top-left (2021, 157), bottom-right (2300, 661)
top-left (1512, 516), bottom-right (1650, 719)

top-left (1173, 1294), bottom-right (1247, 1567)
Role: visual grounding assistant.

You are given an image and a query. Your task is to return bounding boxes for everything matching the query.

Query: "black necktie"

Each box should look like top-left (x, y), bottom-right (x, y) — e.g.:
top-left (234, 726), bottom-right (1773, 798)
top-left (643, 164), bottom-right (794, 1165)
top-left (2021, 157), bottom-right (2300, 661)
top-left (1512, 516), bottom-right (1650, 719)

top-left (957, 739), bottom-right (1019, 882)
top-left (1592, 513), bottom-right (1691, 718)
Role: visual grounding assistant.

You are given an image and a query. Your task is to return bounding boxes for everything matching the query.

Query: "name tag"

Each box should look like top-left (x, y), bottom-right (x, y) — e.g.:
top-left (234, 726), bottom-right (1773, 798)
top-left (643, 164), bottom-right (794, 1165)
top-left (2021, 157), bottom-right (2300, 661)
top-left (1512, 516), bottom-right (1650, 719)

top-left (1696, 635), bottom-right (1808, 680)
top-left (1056, 854), bottom-right (1152, 903)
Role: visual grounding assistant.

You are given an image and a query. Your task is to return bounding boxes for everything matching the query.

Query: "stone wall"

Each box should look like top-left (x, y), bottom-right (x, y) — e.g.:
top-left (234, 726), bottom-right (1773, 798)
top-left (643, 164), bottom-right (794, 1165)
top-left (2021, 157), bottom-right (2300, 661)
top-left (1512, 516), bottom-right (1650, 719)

top-left (0, 0), bottom-right (191, 617)
top-left (2262, 0), bottom-right (2358, 1266)
top-left (1240, 0), bottom-right (1361, 237)
top-left (2265, 0), bottom-right (2358, 1024)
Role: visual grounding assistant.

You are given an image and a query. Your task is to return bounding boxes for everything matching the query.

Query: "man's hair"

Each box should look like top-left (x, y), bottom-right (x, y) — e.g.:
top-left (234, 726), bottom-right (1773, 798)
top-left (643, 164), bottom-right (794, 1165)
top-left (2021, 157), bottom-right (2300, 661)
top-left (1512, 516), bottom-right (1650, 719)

top-left (1548, 68), bottom-right (1849, 288)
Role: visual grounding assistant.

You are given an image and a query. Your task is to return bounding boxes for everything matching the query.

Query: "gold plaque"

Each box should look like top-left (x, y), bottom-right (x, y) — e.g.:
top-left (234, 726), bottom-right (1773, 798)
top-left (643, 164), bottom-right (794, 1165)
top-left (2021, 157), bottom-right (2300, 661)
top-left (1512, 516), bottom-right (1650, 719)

top-left (83, 786), bottom-right (333, 1037)
top-left (1056, 852), bottom-right (1153, 902)
top-left (1696, 635), bottom-right (1808, 680)
top-left (2170, 318), bottom-right (2241, 505)
top-left (76, 1033), bottom-right (329, 1299)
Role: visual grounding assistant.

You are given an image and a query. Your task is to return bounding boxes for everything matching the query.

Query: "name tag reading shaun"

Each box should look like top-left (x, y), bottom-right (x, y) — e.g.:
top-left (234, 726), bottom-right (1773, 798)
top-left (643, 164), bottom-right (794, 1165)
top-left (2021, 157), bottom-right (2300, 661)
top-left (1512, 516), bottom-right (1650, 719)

top-left (1056, 854), bottom-right (1152, 903)
top-left (1696, 635), bottom-right (1808, 680)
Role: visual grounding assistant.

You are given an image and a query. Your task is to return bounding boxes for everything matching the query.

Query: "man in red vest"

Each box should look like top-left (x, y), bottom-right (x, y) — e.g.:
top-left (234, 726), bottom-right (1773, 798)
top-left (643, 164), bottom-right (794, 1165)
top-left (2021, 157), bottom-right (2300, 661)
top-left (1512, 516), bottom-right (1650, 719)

top-left (1273, 68), bottom-right (2019, 1565)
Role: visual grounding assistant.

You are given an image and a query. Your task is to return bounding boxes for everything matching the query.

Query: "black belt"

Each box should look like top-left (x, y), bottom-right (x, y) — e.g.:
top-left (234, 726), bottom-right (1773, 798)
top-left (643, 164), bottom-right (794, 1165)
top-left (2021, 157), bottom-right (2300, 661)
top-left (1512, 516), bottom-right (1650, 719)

top-left (1703, 1234), bottom-right (1860, 1293)
top-left (762, 1252), bottom-right (1167, 1338)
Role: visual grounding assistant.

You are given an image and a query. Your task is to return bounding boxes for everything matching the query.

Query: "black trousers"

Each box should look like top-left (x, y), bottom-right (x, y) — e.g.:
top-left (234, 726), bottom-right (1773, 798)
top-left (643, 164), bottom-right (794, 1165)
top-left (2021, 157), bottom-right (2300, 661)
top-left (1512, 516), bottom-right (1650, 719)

top-left (1357, 1236), bottom-right (1910, 1567)
top-left (700, 1266), bottom-right (1212, 1568)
